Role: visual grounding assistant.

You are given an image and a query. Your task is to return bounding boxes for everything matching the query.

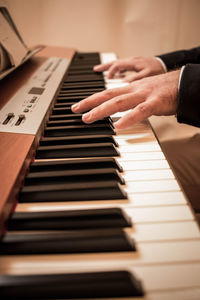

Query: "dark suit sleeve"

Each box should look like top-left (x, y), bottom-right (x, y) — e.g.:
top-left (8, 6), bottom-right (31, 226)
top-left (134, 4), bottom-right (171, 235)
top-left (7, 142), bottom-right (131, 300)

top-left (177, 64), bottom-right (200, 127)
top-left (157, 47), bottom-right (200, 71)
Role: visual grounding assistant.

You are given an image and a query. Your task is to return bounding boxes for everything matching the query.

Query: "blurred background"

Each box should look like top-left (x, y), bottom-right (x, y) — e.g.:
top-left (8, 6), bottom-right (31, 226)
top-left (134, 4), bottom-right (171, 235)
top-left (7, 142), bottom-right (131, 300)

top-left (5, 0), bottom-right (200, 58)
top-left (5, 0), bottom-right (200, 213)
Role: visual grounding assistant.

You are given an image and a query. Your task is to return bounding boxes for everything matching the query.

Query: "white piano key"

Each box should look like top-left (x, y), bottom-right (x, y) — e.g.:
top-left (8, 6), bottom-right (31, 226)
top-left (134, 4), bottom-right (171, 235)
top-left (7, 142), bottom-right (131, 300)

top-left (100, 52), bottom-right (117, 64)
top-left (114, 132), bottom-right (157, 145)
top-left (116, 126), bottom-right (153, 136)
top-left (125, 205), bottom-right (194, 223)
top-left (124, 169), bottom-right (175, 181)
top-left (128, 191), bottom-right (187, 206)
top-left (115, 123), bottom-right (154, 134)
top-left (118, 151), bottom-right (165, 161)
top-left (106, 81), bottom-right (128, 89)
top-left (91, 288), bottom-right (200, 300)
top-left (133, 221), bottom-right (200, 242)
top-left (126, 179), bottom-right (180, 193)
top-left (133, 263), bottom-right (200, 292)
top-left (105, 78), bottom-right (126, 84)
top-left (116, 142), bottom-right (162, 152)
top-left (143, 289), bottom-right (200, 300)
top-left (119, 160), bottom-right (170, 170)
top-left (133, 240), bottom-right (200, 265)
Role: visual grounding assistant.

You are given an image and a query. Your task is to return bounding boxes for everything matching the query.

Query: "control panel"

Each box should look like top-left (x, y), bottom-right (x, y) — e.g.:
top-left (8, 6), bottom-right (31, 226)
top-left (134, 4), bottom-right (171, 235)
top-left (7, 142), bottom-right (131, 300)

top-left (0, 57), bottom-right (70, 134)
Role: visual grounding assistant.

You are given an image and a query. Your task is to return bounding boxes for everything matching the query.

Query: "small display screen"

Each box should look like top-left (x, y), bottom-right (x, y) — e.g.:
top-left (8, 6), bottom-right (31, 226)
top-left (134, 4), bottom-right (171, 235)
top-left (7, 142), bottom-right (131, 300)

top-left (28, 87), bottom-right (45, 95)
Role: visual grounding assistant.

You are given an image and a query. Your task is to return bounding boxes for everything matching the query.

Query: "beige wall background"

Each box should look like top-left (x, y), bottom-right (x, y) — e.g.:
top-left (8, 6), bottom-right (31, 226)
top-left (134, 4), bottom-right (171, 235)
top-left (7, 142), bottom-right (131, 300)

top-left (5, 0), bottom-right (200, 58)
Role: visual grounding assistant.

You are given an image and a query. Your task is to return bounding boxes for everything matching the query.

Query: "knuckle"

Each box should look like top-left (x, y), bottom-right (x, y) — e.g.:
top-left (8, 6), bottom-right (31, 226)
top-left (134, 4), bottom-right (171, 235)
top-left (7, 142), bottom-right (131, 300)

top-left (105, 89), bottom-right (115, 98)
top-left (115, 96), bottom-right (124, 106)
top-left (137, 103), bottom-right (152, 115)
top-left (110, 64), bottom-right (119, 73)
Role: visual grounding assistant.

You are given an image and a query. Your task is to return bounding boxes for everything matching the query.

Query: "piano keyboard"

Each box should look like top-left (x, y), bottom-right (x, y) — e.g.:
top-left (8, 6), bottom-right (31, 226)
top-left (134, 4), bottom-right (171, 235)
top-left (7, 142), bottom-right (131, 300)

top-left (0, 52), bottom-right (200, 299)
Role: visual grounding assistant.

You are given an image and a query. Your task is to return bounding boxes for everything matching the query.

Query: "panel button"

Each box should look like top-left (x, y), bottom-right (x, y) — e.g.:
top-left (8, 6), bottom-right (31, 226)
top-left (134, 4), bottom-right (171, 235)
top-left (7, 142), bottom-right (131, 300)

top-left (15, 115), bottom-right (25, 126)
top-left (2, 113), bottom-right (14, 125)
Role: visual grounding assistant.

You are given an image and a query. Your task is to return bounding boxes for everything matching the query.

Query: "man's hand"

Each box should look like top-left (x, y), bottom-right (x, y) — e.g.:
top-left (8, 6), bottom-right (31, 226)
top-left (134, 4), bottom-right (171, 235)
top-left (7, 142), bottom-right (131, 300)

top-left (71, 70), bottom-right (180, 129)
top-left (94, 56), bottom-right (166, 82)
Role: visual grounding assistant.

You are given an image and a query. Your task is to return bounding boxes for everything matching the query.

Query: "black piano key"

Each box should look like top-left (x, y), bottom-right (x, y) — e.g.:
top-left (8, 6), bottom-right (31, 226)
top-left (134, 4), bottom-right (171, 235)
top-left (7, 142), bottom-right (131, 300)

top-left (52, 107), bottom-right (72, 114)
top-left (66, 64), bottom-right (95, 71)
top-left (62, 79), bottom-right (104, 86)
top-left (35, 143), bottom-right (119, 159)
top-left (53, 102), bottom-right (78, 107)
top-left (46, 118), bottom-right (110, 126)
top-left (49, 114), bottom-right (82, 120)
top-left (71, 60), bottom-right (101, 66)
top-left (72, 55), bottom-right (100, 59)
top-left (48, 116), bottom-right (113, 123)
top-left (63, 79), bottom-right (103, 85)
top-left (57, 91), bottom-right (96, 97)
top-left (7, 207), bottom-right (132, 231)
top-left (51, 106), bottom-right (73, 112)
top-left (60, 88), bottom-right (104, 94)
top-left (47, 116), bottom-right (114, 128)
top-left (0, 270), bottom-right (144, 298)
top-left (72, 56), bottom-right (100, 62)
top-left (70, 55), bottom-right (100, 61)
top-left (74, 51), bottom-right (99, 55)
top-left (30, 158), bottom-right (123, 172)
top-left (71, 59), bottom-right (100, 65)
top-left (74, 51), bottom-right (100, 58)
top-left (39, 135), bottom-right (118, 147)
top-left (24, 168), bottom-right (124, 186)
top-left (46, 118), bottom-right (87, 126)
top-left (19, 181), bottom-right (127, 202)
top-left (56, 95), bottom-right (90, 101)
top-left (44, 124), bottom-right (115, 137)
top-left (67, 67), bottom-right (99, 71)
top-left (67, 70), bottom-right (102, 75)
top-left (0, 229), bottom-right (136, 255)
top-left (65, 75), bottom-right (103, 83)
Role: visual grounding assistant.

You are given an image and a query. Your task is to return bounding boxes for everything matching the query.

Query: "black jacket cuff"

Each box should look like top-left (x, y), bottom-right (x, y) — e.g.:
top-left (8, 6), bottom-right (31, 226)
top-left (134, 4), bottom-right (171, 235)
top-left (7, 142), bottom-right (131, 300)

top-left (177, 64), bottom-right (200, 127)
top-left (157, 47), bottom-right (200, 71)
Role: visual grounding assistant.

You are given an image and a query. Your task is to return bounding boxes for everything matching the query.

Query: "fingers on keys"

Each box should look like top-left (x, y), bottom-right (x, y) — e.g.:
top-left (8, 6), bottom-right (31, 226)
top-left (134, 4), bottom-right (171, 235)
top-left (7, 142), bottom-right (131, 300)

top-left (114, 101), bottom-right (154, 129)
top-left (71, 86), bottom-right (132, 115)
top-left (72, 84), bottom-right (153, 128)
top-left (82, 93), bottom-right (134, 124)
top-left (94, 61), bottom-right (126, 79)
top-left (93, 62), bottom-right (113, 72)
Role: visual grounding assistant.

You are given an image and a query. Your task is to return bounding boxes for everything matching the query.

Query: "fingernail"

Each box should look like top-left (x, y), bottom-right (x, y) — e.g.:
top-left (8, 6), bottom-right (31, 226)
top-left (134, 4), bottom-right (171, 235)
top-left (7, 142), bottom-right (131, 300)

top-left (114, 120), bottom-right (123, 129)
top-left (82, 113), bottom-right (91, 123)
top-left (94, 65), bottom-right (100, 70)
top-left (114, 121), bottom-right (119, 128)
top-left (71, 103), bottom-right (80, 112)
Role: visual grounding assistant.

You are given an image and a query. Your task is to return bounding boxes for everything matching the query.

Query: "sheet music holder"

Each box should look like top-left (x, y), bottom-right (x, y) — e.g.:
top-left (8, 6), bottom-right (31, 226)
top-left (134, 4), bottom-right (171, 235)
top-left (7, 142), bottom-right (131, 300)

top-left (0, 0), bottom-right (43, 80)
